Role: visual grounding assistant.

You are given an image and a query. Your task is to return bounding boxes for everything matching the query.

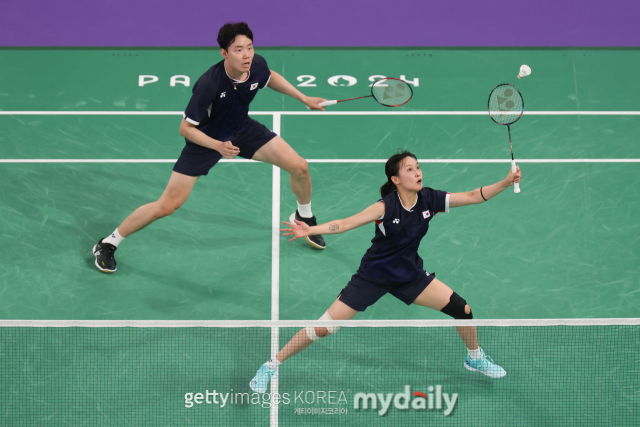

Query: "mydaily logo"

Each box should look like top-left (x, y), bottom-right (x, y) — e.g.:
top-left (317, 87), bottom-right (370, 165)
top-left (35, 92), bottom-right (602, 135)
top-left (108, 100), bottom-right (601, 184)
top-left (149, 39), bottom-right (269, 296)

top-left (353, 385), bottom-right (458, 416)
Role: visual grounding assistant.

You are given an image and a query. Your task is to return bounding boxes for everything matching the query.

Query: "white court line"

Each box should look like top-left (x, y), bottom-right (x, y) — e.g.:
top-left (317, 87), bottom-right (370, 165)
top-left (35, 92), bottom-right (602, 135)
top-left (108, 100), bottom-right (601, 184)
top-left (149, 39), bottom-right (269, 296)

top-left (2, 110), bottom-right (640, 116)
top-left (0, 159), bottom-right (255, 163)
top-left (1, 159), bottom-right (639, 163)
top-left (279, 111), bottom-right (640, 116)
top-left (307, 159), bottom-right (640, 163)
top-left (271, 113), bottom-right (282, 326)
top-left (0, 318), bottom-right (638, 327)
top-left (270, 114), bottom-right (281, 427)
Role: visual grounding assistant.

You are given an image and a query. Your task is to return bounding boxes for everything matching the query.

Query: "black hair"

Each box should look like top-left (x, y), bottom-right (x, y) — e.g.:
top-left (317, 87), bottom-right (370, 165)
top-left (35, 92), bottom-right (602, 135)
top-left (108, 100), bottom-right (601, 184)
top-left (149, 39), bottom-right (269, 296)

top-left (380, 150), bottom-right (418, 198)
top-left (217, 22), bottom-right (254, 51)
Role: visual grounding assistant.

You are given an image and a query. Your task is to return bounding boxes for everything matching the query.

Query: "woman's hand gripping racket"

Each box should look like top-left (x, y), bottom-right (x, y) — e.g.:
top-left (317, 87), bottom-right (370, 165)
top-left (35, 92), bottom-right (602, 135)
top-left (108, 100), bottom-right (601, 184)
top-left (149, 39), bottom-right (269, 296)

top-left (488, 83), bottom-right (524, 193)
top-left (315, 77), bottom-right (413, 108)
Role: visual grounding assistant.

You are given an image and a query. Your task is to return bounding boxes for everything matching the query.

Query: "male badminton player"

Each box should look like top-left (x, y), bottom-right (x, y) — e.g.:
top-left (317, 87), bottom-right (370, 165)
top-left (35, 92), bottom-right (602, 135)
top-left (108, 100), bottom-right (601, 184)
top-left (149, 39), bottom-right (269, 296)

top-left (251, 151), bottom-right (522, 391)
top-left (93, 22), bottom-right (328, 273)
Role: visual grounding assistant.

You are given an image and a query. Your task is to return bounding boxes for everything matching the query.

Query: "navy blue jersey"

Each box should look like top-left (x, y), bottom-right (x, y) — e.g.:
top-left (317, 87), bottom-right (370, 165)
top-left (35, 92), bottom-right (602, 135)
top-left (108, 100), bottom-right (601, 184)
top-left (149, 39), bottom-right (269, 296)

top-left (358, 188), bottom-right (450, 284)
top-left (183, 54), bottom-right (271, 143)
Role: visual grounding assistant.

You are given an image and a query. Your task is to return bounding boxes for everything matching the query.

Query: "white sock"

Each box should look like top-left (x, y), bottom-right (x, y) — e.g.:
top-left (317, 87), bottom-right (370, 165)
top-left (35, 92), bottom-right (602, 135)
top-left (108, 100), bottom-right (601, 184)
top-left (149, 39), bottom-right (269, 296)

top-left (467, 347), bottom-right (482, 361)
top-left (297, 202), bottom-right (312, 218)
top-left (102, 228), bottom-right (124, 247)
top-left (266, 358), bottom-right (281, 369)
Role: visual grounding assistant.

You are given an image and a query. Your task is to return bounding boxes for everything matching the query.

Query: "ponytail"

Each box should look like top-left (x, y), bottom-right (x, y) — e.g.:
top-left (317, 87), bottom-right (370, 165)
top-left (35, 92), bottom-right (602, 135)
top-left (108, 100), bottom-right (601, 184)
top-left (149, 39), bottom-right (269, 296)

top-left (380, 150), bottom-right (418, 198)
top-left (380, 180), bottom-right (396, 198)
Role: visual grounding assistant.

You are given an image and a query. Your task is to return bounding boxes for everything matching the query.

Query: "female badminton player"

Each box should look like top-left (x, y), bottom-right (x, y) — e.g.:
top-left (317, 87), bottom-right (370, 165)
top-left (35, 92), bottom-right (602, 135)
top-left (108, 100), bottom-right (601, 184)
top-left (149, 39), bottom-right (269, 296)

top-left (250, 151), bottom-right (522, 392)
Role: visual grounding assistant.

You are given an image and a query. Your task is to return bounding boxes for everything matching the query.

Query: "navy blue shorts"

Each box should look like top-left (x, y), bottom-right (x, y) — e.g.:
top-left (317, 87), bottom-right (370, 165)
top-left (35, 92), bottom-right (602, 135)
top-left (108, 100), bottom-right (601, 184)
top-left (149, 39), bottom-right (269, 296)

top-left (173, 118), bottom-right (277, 177)
top-left (338, 271), bottom-right (436, 312)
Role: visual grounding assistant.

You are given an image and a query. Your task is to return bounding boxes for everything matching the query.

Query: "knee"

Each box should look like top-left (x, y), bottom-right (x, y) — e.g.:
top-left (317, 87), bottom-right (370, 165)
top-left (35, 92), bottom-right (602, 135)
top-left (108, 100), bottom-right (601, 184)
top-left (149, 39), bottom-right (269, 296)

top-left (290, 157), bottom-right (309, 179)
top-left (155, 199), bottom-right (183, 218)
top-left (306, 325), bottom-right (340, 341)
top-left (306, 311), bottom-right (341, 341)
top-left (440, 293), bottom-right (473, 320)
top-left (314, 327), bottom-right (330, 338)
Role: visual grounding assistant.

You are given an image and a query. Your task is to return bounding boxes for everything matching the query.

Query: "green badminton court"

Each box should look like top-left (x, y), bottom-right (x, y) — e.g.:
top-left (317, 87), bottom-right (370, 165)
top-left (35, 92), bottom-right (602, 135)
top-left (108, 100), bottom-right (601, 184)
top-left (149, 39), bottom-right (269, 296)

top-left (1, 48), bottom-right (639, 426)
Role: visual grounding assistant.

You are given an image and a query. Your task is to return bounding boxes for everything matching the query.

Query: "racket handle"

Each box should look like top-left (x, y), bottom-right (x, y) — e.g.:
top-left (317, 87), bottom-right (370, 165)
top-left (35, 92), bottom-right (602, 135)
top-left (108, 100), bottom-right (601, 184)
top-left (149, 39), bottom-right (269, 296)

top-left (511, 160), bottom-right (521, 193)
top-left (306, 100), bottom-right (338, 110)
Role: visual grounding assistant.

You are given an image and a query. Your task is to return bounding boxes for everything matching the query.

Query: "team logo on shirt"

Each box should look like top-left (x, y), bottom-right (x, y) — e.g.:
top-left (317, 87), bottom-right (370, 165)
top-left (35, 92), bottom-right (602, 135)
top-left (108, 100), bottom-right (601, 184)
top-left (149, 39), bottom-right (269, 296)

top-left (422, 210), bottom-right (431, 219)
top-left (220, 92), bottom-right (226, 98)
top-left (250, 83), bottom-right (259, 91)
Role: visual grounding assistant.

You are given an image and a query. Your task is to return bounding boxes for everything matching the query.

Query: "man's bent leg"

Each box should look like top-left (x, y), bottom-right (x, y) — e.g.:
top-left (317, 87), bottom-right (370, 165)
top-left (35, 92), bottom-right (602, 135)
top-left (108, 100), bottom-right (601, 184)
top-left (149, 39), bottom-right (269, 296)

top-left (93, 172), bottom-right (198, 273)
top-left (253, 136), bottom-right (325, 249)
top-left (118, 171), bottom-right (198, 237)
top-left (252, 136), bottom-right (312, 205)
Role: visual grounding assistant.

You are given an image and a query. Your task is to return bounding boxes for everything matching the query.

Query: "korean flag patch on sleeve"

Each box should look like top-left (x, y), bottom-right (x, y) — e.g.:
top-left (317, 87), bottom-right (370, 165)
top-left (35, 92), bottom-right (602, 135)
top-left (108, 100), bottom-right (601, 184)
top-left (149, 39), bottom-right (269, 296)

top-left (422, 210), bottom-right (431, 219)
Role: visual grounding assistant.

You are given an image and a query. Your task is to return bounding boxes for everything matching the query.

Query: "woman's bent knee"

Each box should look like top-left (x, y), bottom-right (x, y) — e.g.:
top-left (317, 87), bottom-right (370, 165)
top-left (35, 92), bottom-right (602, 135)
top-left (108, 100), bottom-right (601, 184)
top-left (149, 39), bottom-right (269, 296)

top-left (315, 327), bottom-right (329, 338)
top-left (440, 293), bottom-right (473, 319)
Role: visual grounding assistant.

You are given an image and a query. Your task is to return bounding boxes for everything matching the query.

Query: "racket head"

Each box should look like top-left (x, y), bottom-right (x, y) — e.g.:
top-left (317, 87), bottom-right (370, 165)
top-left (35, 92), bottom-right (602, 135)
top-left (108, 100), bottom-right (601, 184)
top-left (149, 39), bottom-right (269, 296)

top-left (371, 78), bottom-right (413, 107)
top-left (488, 83), bottom-right (524, 125)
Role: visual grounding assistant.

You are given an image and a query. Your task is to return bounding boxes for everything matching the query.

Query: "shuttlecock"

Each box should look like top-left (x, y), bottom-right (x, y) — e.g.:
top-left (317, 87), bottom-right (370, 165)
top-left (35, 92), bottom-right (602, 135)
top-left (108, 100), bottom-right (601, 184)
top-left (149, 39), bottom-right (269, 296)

top-left (518, 64), bottom-right (531, 79)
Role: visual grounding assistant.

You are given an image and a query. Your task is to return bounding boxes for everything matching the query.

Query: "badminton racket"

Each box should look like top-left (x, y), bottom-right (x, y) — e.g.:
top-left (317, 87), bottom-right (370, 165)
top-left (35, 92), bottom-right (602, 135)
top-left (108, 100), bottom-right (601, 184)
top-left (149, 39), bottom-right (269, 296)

top-left (318, 77), bottom-right (413, 108)
top-left (488, 83), bottom-right (524, 193)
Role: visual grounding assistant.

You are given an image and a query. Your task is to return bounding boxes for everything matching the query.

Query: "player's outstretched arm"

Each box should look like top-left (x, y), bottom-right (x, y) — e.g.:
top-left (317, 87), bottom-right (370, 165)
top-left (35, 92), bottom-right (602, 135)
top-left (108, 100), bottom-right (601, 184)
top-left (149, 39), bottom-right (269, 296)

top-left (281, 202), bottom-right (385, 242)
top-left (449, 166), bottom-right (522, 208)
top-left (267, 70), bottom-right (327, 111)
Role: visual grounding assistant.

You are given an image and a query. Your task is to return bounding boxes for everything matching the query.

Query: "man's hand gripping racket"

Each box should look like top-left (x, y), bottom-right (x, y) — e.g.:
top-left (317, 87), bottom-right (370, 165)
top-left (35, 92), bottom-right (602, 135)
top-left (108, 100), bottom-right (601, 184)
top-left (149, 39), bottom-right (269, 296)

top-left (488, 83), bottom-right (524, 193)
top-left (308, 77), bottom-right (413, 109)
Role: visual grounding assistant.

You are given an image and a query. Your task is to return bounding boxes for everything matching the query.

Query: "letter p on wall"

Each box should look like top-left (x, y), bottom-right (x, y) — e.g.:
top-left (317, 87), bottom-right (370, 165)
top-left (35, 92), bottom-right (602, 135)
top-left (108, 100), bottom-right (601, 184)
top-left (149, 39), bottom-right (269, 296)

top-left (139, 75), bottom-right (159, 87)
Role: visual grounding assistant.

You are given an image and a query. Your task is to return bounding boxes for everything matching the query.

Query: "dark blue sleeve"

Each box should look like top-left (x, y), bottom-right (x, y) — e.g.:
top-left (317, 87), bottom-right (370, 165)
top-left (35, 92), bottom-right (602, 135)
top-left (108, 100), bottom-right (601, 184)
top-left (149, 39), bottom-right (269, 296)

top-left (421, 187), bottom-right (449, 213)
top-left (183, 74), bottom-right (218, 125)
top-left (252, 54), bottom-right (271, 89)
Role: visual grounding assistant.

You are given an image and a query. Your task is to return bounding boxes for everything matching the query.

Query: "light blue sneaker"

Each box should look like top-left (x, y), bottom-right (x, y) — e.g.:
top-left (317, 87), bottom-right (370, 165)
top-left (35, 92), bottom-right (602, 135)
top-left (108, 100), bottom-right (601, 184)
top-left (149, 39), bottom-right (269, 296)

top-left (464, 348), bottom-right (506, 378)
top-left (250, 362), bottom-right (277, 393)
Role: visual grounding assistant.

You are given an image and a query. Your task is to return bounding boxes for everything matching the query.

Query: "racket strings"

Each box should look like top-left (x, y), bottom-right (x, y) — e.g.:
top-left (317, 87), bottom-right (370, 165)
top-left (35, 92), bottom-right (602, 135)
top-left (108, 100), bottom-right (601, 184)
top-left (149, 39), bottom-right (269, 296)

top-left (488, 84), bottom-right (523, 125)
top-left (371, 79), bottom-right (412, 107)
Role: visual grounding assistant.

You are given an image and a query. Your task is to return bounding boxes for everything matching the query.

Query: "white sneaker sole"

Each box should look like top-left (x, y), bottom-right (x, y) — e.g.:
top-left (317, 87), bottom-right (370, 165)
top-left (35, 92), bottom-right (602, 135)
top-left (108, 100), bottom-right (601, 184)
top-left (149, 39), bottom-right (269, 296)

top-left (289, 213), bottom-right (326, 249)
top-left (93, 244), bottom-right (116, 273)
top-left (250, 371), bottom-right (276, 393)
top-left (249, 379), bottom-right (265, 393)
top-left (464, 362), bottom-right (506, 378)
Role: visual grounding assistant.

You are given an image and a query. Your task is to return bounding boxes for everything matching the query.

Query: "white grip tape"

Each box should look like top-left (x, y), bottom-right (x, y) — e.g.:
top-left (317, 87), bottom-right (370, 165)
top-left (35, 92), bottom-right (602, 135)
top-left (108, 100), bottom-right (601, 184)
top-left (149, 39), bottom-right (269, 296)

top-left (306, 100), bottom-right (338, 110)
top-left (512, 160), bottom-right (521, 193)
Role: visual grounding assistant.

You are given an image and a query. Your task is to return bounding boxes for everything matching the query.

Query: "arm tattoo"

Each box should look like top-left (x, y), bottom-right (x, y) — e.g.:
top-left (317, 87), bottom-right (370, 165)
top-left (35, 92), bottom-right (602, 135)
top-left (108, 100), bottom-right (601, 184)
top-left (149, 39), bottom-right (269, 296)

top-left (328, 223), bottom-right (339, 232)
